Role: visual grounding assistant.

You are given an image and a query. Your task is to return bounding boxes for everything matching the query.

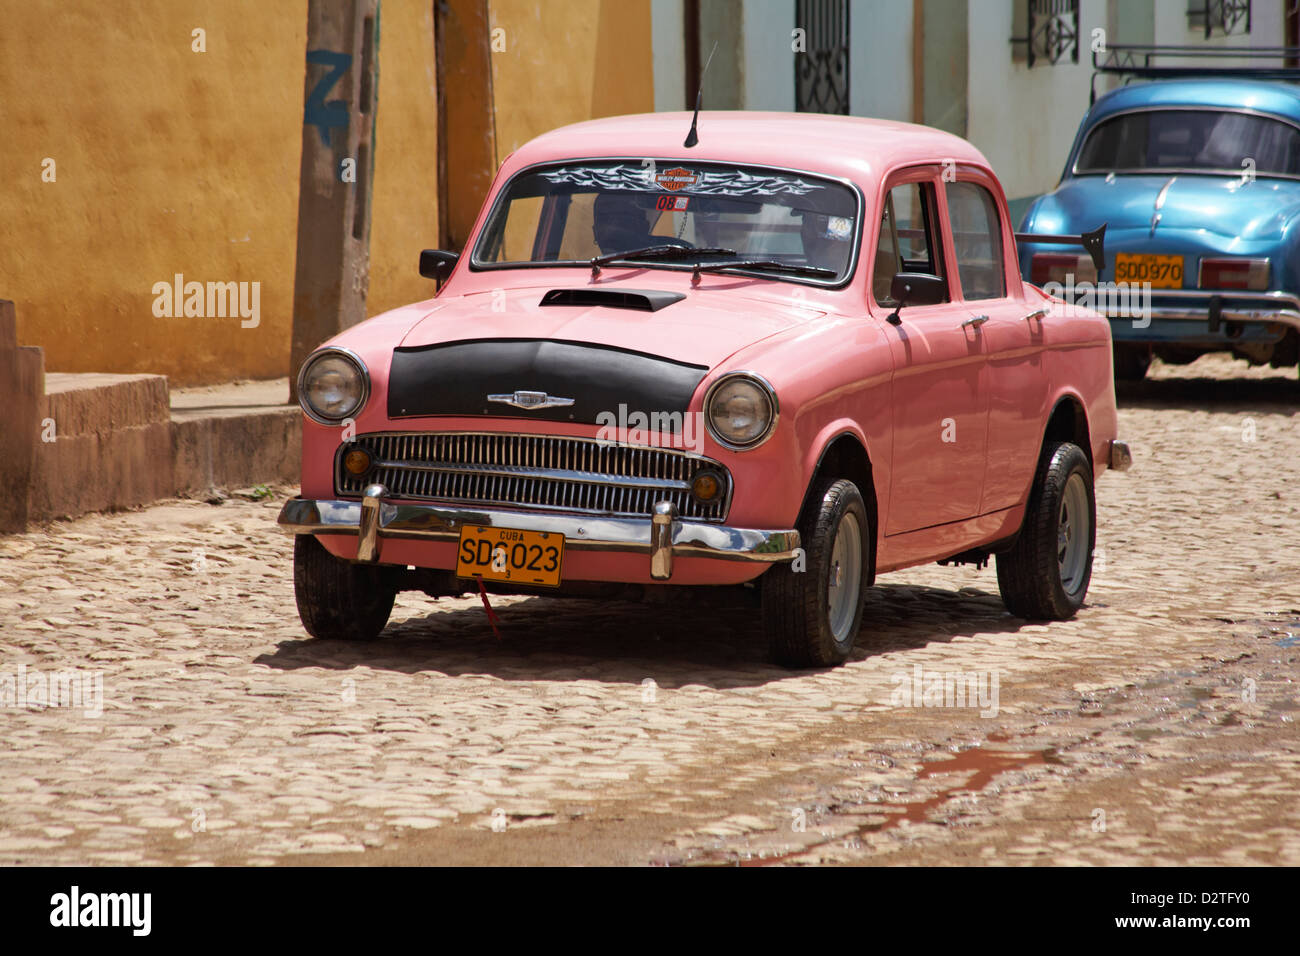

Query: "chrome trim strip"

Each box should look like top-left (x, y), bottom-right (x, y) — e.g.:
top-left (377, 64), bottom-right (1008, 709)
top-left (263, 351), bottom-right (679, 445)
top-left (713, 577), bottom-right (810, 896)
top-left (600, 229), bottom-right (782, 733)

top-left (277, 497), bottom-right (801, 565)
top-left (369, 457), bottom-right (695, 491)
top-left (296, 347), bottom-right (371, 426)
top-left (1152, 177), bottom-right (1176, 210)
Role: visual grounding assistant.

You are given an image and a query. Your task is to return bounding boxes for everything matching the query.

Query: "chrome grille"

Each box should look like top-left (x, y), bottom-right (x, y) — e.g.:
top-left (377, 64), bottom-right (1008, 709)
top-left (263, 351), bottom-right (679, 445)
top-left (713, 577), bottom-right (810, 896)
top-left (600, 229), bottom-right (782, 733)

top-left (336, 432), bottom-right (731, 521)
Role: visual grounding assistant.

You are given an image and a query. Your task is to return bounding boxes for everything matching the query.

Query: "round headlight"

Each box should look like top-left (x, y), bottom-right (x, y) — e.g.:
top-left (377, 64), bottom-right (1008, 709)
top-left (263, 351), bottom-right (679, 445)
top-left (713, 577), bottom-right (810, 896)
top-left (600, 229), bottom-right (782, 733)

top-left (705, 373), bottom-right (777, 449)
top-left (298, 348), bottom-right (369, 424)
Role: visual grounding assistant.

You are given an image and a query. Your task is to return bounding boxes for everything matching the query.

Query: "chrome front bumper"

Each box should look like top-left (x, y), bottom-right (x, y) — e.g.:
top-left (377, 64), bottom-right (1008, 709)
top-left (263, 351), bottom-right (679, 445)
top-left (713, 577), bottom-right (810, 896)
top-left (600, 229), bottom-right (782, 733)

top-left (276, 485), bottom-right (801, 581)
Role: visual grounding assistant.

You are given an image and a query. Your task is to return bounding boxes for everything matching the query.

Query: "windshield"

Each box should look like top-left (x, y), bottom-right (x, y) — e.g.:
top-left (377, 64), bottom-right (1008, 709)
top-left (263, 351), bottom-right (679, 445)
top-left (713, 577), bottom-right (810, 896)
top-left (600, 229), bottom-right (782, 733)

top-left (472, 160), bottom-right (860, 284)
top-left (1075, 109), bottom-right (1300, 177)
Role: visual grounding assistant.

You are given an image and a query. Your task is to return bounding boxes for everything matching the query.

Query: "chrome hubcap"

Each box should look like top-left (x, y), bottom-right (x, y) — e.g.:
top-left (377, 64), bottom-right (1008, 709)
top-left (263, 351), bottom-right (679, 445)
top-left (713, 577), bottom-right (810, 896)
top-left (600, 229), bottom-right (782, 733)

top-left (1057, 473), bottom-right (1091, 595)
top-left (827, 512), bottom-right (863, 642)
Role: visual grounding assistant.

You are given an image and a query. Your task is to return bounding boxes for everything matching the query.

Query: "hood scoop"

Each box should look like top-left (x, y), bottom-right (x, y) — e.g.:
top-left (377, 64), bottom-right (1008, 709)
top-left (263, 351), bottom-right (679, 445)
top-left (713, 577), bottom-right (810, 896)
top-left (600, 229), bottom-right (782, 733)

top-left (540, 288), bottom-right (686, 312)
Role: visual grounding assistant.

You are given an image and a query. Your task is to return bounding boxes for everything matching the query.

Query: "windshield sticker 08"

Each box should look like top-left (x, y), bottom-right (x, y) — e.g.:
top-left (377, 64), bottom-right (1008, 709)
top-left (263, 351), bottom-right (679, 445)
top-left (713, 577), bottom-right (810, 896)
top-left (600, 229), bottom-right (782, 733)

top-left (655, 195), bottom-right (690, 211)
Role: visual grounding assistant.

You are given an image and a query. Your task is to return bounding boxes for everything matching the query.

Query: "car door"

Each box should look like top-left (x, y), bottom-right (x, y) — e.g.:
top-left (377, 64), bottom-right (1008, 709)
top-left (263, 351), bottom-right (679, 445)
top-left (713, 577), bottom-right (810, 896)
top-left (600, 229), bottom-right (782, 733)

top-left (877, 169), bottom-right (990, 535)
top-left (944, 173), bottom-right (1045, 515)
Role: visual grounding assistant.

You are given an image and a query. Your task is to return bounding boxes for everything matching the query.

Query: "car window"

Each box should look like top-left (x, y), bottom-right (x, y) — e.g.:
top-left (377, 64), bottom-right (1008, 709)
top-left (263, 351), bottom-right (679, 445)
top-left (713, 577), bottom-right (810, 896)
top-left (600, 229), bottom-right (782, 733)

top-left (874, 182), bottom-right (944, 306)
top-left (473, 160), bottom-right (860, 284)
top-left (945, 181), bottom-right (1005, 300)
top-left (1076, 109), bottom-right (1300, 177)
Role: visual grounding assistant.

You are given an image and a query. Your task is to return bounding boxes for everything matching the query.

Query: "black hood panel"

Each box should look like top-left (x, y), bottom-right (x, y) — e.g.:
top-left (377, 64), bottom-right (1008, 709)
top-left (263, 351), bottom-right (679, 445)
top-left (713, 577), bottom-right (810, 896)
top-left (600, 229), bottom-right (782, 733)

top-left (388, 338), bottom-right (709, 424)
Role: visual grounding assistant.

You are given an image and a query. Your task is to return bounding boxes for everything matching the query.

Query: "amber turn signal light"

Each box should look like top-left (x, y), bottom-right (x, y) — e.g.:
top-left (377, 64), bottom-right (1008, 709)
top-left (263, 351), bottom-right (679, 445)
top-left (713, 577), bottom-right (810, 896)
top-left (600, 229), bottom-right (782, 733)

top-left (343, 448), bottom-right (373, 476)
top-left (691, 470), bottom-right (721, 503)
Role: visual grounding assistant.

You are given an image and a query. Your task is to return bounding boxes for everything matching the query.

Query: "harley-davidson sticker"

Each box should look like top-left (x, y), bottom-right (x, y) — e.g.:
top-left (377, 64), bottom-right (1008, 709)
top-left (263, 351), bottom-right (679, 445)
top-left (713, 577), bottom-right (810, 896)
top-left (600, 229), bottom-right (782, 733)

top-left (656, 167), bottom-right (699, 192)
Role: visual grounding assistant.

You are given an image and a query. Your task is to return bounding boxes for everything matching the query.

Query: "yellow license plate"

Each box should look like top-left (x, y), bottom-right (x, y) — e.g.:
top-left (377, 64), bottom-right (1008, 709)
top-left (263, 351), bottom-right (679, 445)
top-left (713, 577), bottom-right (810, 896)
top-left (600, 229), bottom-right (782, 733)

top-left (456, 526), bottom-right (564, 587)
top-left (1114, 253), bottom-right (1184, 288)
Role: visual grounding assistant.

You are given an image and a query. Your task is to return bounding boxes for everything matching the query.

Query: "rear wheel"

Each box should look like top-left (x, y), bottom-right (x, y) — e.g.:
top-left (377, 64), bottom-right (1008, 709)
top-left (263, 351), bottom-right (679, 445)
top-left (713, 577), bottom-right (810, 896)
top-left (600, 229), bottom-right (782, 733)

top-left (996, 441), bottom-right (1095, 620)
top-left (1113, 344), bottom-right (1150, 381)
top-left (763, 478), bottom-right (871, 668)
top-left (293, 535), bottom-right (397, 641)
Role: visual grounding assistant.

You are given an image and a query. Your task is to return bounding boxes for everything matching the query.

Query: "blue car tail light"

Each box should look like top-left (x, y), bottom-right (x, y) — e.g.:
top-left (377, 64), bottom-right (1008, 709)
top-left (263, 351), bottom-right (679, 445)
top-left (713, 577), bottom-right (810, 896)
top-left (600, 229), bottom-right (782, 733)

top-left (1031, 252), bottom-right (1097, 287)
top-left (1198, 257), bottom-right (1270, 291)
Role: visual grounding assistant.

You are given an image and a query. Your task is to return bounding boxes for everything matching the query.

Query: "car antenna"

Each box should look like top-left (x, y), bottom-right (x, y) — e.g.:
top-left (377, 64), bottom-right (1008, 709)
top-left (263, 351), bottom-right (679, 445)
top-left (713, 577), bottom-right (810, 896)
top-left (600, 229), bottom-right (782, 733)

top-left (683, 41), bottom-right (718, 148)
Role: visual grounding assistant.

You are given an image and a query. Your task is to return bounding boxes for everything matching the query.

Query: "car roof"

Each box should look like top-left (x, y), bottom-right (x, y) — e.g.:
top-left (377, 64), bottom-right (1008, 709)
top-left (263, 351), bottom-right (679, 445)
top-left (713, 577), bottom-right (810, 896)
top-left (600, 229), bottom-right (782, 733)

top-left (1089, 78), bottom-right (1300, 124)
top-left (506, 111), bottom-right (991, 190)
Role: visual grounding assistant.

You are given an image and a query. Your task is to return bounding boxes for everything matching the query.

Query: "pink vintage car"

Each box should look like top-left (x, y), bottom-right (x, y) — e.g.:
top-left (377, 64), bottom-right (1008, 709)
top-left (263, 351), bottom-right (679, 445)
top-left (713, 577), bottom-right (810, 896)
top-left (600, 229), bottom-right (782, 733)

top-left (278, 111), bottom-right (1132, 667)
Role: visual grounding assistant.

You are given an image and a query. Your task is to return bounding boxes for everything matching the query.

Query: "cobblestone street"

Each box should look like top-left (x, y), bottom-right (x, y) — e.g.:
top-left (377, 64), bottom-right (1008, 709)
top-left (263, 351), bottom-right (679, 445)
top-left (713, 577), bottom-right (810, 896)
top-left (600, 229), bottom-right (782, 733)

top-left (2, 355), bottom-right (1297, 866)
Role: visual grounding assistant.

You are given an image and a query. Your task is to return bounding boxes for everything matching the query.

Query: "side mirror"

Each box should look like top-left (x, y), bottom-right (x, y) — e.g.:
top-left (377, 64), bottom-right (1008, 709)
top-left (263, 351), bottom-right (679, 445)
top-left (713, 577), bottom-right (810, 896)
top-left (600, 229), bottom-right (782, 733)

top-left (886, 272), bottom-right (946, 325)
top-left (419, 249), bottom-right (459, 282)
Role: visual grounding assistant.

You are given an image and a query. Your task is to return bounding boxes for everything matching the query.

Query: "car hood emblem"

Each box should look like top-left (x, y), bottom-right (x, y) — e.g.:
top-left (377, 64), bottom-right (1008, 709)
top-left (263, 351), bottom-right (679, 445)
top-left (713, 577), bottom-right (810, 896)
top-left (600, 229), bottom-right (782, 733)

top-left (487, 390), bottom-right (575, 410)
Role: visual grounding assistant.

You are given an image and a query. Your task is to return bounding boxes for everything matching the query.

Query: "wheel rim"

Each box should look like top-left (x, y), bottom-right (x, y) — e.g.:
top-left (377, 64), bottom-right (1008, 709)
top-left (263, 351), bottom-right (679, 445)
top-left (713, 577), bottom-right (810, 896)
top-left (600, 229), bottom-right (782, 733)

top-left (827, 511), bottom-right (863, 642)
top-left (1057, 472), bottom-right (1091, 595)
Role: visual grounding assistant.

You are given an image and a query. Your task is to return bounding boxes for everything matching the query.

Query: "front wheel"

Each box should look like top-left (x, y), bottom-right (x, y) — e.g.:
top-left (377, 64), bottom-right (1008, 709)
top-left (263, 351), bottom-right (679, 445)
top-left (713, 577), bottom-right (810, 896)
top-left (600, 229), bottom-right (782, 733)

top-left (763, 478), bottom-right (871, 668)
top-left (996, 441), bottom-right (1095, 620)
top-left (293, 535), bottom-right (398, 641)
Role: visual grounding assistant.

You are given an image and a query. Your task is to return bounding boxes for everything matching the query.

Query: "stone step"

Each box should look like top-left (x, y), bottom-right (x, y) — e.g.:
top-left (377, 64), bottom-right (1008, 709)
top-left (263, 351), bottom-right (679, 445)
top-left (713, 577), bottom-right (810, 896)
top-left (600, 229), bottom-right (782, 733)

top-left (170, 379), bottom-right (300, 497)
top-left (3, 300), bottom-right (305, 529)
top-left (30, 373), bottom-right (176, 521)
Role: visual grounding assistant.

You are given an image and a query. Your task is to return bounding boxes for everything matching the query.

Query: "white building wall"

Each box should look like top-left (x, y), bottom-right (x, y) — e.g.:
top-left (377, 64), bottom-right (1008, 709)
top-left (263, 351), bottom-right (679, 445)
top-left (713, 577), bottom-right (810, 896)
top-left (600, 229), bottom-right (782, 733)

top-left (742, 0), bottom-right (798, 110)
top-left (654, 0), bottom-right (1291, 221)
top-left (970, 0), bottom-right (1292, 216)
top-left (966, 0), bottom-right (1106, 210)
top-left (850, 0), bottom-right (913, 121)
top-left (651, 0), bottom-right (686, 113)
top-left (1154, 0), bottom-right (1284, 52)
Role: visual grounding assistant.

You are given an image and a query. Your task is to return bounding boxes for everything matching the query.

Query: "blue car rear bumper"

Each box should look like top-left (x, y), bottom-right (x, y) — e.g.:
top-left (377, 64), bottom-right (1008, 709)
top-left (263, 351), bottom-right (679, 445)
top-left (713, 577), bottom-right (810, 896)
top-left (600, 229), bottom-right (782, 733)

top-left (1098, 290), bottom-right (1300, 347)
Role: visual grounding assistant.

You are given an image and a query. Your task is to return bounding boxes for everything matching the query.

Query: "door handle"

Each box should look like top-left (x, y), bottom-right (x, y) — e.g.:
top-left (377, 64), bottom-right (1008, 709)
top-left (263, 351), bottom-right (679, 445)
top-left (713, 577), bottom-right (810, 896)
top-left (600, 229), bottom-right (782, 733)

top-left (961, 314), bottom-right (988, 330)
top-left (1023, 308), bottom-right (1048, 322)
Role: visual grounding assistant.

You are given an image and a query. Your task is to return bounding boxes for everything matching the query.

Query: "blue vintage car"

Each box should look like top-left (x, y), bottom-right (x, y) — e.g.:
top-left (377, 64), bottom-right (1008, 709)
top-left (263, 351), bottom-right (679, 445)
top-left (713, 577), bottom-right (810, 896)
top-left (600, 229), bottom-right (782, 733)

top-left (1018, 76), bottom-right (1300, 380)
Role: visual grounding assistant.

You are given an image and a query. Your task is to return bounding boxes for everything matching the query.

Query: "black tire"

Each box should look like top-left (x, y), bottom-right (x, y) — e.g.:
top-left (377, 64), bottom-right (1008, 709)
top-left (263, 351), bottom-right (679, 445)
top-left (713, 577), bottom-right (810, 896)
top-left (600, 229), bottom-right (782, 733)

top-left (996, 441), bottom-right (1095, 620)
top-left (1112, 344), bottom-right (1150, 381)
top-left (763, 477), bottom-right (871, 668)
top-left (293, 535), bottom-right (397, 641)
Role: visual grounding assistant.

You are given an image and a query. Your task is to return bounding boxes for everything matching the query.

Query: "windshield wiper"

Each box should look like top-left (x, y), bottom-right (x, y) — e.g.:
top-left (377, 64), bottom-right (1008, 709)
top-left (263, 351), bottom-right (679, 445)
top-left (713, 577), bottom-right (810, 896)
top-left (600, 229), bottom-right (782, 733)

top-left (590, 245), bottom-right (740, 277)
top-left (691, 259), bottom-right (836, 280)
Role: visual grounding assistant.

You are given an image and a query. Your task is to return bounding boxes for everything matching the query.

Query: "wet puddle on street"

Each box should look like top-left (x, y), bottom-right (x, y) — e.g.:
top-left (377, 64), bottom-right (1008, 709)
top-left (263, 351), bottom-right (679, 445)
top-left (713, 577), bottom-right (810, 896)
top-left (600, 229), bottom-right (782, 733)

top-left (673, 736), bottom-right (1064, 866)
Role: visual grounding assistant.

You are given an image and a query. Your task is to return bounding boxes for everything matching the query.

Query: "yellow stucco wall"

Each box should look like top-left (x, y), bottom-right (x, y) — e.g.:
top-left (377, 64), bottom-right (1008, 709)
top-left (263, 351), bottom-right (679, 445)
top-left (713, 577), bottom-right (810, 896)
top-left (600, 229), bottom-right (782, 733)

top-left (365, 1), bottom-right (441, 318)
top-left (0, 0), bottom-right (439, 387)
top-left (1, 0), bottom-right (647, 387)
top-left (0, 0), bottom-right (304, 386)
top-left (488, 0), bottom-right (655, 158)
